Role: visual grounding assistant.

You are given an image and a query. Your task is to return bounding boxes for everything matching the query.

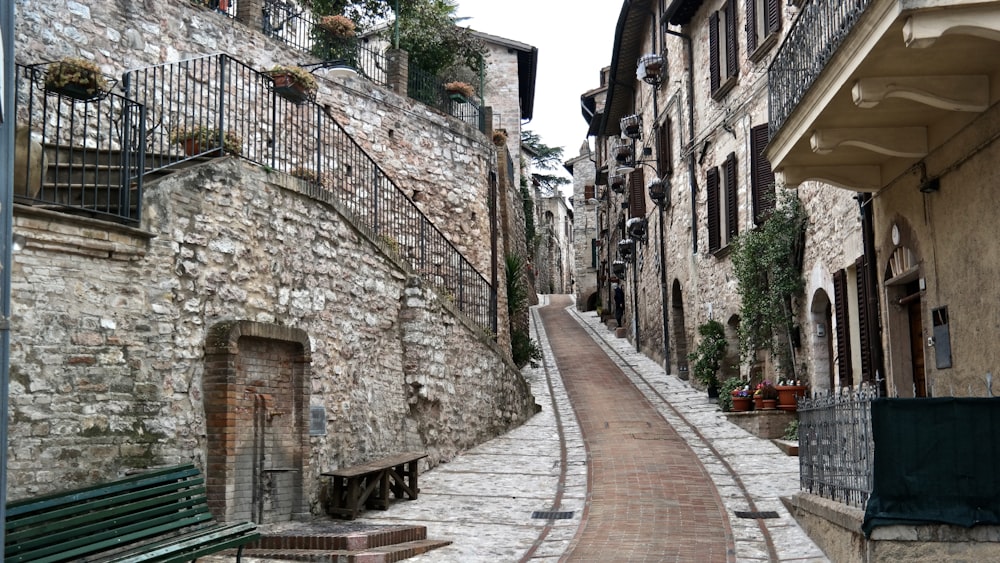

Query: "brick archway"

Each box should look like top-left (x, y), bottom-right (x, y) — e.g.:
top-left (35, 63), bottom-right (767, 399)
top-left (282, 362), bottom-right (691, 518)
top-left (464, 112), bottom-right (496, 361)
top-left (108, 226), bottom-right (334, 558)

top-left (204, 321), bottom-right (311, 523)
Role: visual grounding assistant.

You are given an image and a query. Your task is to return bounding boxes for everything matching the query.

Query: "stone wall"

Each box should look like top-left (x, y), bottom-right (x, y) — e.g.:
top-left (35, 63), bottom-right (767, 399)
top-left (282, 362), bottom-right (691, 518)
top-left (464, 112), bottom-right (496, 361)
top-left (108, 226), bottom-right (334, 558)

top-left (7, 159), bottom-right (536, 511)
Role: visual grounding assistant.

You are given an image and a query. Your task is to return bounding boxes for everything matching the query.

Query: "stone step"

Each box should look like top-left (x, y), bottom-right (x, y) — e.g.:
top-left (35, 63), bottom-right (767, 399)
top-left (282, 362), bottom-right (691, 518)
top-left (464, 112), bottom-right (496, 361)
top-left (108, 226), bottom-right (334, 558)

top-left (235, 539), bottom-right (452, 563)
top-left (253, 524), bottom-right (430, 551)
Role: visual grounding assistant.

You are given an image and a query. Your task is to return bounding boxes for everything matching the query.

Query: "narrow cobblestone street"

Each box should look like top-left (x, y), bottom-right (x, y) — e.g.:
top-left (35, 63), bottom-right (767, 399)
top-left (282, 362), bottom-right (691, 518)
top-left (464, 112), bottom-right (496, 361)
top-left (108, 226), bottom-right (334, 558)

top-left (354, 295), bottom-right (827, 562)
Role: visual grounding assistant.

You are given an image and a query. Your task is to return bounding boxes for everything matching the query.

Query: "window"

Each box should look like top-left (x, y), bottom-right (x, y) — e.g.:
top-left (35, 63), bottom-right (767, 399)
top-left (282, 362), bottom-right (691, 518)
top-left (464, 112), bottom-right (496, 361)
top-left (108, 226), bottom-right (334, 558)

top-left (629, 169), bottom-right (647, 219)
top-left (709, 1), bottom-right (738, 98)
top-left (707, 153), bottom-right (738, 253)
top-left (656, 118), bottom-right (673, 177)
top-left (584, 184), bottom-right (596, 200)
top-left (750, 124), bottom-right (775, 225)
top-left (833, 269), bottom-right (854, 387)
top-left (747, 0), bottom-right (781, 59)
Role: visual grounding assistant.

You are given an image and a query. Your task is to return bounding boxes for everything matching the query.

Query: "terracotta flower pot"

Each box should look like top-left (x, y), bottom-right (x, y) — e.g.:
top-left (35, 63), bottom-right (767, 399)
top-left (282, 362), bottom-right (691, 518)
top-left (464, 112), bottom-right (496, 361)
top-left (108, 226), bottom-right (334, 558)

top-left (731, 397), bottom-right (752, 412)
top-left (776, 385), bottom-right (807, 411)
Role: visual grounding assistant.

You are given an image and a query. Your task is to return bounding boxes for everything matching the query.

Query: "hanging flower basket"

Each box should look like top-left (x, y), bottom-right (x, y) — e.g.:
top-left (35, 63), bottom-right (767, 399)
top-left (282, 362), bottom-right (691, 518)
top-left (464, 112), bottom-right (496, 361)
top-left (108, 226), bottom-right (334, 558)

top-left (44, 58), bottom-right (108, 101)
top-left (613, 140), bottom-right (633, 164)
top-left (318, 15), bottom-right (356, 38)
top-left (620, 114), bottom-right (642, 139)
top-left (169, 126), bottom-right (243, 157)
top-left (610, 174), bottom-right (626, 193)
top-left (268, 66), bottom-right (318, 105)
top-left (637, 53), bottom-right (665, 84)
top-left (444, 81), bottom-right (475, 102)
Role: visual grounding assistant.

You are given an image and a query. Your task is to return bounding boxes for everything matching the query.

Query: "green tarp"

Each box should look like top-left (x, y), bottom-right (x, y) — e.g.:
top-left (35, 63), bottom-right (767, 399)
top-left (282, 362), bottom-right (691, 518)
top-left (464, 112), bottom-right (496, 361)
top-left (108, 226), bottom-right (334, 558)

top-left (862, 397), bottom-right (1000, 537)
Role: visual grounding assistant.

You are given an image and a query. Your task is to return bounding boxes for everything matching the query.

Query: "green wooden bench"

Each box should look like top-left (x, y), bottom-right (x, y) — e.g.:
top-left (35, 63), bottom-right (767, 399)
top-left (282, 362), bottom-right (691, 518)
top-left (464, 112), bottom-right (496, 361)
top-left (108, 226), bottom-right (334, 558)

top-left (322, 451), bottom-right (427, 520)
top-left (5, 463), bottom-right (259, 563)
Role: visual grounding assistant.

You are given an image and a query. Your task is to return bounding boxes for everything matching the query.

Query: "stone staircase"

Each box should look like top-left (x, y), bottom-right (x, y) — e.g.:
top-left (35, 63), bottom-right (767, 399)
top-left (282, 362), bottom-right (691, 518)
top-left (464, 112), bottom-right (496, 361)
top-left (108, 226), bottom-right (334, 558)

top-left (220, 522), bottom-right (451, 563)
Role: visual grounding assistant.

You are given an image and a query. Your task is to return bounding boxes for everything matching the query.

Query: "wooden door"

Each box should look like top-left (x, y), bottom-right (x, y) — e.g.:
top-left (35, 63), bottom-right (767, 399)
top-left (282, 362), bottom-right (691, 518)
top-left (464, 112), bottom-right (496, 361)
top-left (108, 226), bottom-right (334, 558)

top-left (907, 300), bottom-right (926, 397)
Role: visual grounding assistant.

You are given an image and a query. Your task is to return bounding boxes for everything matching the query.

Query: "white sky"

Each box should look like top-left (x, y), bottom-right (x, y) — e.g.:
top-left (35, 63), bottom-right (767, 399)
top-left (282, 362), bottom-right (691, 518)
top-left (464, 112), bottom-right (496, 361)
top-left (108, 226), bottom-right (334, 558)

top-left (455, 1), bottom-right (623, 181)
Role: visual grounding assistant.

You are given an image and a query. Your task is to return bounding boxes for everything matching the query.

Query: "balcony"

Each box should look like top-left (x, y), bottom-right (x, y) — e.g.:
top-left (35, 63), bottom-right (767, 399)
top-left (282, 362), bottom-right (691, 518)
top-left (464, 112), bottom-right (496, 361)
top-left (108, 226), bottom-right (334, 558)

top-left (767, 0), bottom-right (1000, 191)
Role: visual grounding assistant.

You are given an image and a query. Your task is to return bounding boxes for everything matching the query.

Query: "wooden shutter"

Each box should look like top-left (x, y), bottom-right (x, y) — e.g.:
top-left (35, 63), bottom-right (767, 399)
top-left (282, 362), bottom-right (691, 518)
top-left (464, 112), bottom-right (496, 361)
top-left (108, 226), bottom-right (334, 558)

top-left (750, 124), bottom-right (776, 225)
top-left (629, 169), bottom-right (646, 219)
top-left (767, 0), bottom-right (782, 34)
top-left (855, 255), bottom-right (873, 382)
top-left (833, 269), bottom-right (853, 386)
top-left (591, 238), bottom-right (598, 267)
top-left (725, 152), bottom-right (738, 241)
top-left (746, 0), bottom-right (757, 53)
top-left (707, 167), bottom-right (720, 252)
top-left (585, 184), bottom-right (595, 200)
top-left (725, 1), bottom-right (738, 80)
top-left (656, 119), bottom-right (673, 176)
top-left (709, 12), bottom-right (721, 92)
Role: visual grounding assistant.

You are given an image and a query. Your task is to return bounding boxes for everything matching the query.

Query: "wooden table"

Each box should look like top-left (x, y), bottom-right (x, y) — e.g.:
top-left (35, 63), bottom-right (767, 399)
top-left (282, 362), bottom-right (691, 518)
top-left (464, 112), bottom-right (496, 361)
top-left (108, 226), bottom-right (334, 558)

top-left (322, 451), bottom-right (427, 520)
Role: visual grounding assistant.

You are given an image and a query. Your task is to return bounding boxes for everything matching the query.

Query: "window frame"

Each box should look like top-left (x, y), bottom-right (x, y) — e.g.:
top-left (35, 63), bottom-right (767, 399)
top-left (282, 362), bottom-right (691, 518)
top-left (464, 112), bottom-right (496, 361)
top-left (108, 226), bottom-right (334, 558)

top-left (709, 0), bottom-right (738, 99)
top-left (747, 0), bottom-right (782, 61)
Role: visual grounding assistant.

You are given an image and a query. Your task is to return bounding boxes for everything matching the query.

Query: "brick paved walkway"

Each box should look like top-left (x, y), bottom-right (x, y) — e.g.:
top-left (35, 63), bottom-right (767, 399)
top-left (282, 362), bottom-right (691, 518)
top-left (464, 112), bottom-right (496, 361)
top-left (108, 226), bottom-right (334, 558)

top-left (540, 295), bottom-right (734, 562)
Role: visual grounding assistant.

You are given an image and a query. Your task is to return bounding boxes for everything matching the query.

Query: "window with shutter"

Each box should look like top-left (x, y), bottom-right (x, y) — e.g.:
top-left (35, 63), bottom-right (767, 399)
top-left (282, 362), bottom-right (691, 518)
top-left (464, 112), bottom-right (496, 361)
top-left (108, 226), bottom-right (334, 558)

top-left (656, 119), bottom-right (673, 177)
top-left (707, 167), bottom-right (721, 252)
top-left (709, 3), bottom-right (738, 97)
top-left (833, 269), bottom-right (854, 387)
top-left (629, 169), bottom-right (647, 219)
top-left (592, 239), bottom-right (597, 268)
top-left (724, 152), bottom-right (738, 243)
top-left (748, 0), bottom-right (782, 60)
top-left (750, 124), bottom-right (776, 225)
top-left (585, 184), bottom-right (595, 200)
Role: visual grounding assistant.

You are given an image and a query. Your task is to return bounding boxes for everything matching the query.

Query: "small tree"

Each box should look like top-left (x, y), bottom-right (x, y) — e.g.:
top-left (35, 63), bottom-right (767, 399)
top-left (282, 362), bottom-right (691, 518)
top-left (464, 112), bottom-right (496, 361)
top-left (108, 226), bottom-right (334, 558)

top-left (689, 320), bottom-right (727, 391)
top-left (506, 253), bottom-right (541, 368)
top-left (731, 190), bottom-right (807, 380)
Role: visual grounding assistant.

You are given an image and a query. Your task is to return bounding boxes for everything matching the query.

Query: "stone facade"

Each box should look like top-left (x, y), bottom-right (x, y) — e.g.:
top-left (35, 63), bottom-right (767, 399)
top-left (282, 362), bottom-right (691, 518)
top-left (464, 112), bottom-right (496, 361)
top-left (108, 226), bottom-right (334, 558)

top-left (533, 193), bottom-right (573, 295)
top-left (7, 0), bottom-right (539, 514)
top-left (566, 144), bottom-right (599, 311)
top-left (589, 0), bottom-right (863, 384)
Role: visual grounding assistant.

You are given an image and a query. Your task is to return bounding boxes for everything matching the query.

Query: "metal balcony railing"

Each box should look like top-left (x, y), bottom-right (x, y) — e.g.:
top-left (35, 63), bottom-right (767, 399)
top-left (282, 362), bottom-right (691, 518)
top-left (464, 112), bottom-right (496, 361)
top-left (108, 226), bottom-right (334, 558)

top-left (407, 65), bottom-right (486, 132)
top-left (797, 385), bottom-right (878, 508)
top-left (12, 63), bottom-right (145, 225)
top-left (768, 0), bottom-right (873, 138)
top-left (121, 53), bottom-right (496, 334)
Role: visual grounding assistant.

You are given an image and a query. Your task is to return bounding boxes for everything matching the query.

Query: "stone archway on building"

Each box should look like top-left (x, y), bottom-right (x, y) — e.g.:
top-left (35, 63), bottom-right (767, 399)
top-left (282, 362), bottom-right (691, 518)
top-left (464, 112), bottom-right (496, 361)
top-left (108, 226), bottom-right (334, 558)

top-left (586, 291), bottom-right (599, 311)
top-left (671, 279), bottom-right (689, 379)
top-left (809, 288), bottom-right (834, 394)
top-left (204, 321), bottom-right (311, 523)
top-left (883, 243), bottom-right (925, 397)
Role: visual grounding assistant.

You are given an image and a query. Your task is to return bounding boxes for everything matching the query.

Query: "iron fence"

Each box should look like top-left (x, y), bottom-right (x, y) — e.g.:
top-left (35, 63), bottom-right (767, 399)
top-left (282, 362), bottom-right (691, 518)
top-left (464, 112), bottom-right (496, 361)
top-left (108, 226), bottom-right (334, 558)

top-left (768, 0), bottom-right (872, 138)
top-left (122, 54), bottom-right (496, 334)
top-left (12, 63), bottom-right (145, 224)
top-left (797, 385), bottom-right (878, 508)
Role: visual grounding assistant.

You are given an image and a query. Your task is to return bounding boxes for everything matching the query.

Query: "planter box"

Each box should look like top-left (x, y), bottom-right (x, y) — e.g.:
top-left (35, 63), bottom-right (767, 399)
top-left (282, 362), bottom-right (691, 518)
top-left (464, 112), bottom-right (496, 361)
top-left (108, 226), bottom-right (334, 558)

top-left (725, 409), bottom-right (796, 439)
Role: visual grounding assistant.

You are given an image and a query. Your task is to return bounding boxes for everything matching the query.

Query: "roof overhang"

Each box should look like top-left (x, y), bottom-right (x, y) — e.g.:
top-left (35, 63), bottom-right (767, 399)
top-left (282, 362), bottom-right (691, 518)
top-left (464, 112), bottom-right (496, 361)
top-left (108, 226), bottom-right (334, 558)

top-left (599, 0), bottom-right (654, 137)
top-left (472, 30), bottom-right (538, 121)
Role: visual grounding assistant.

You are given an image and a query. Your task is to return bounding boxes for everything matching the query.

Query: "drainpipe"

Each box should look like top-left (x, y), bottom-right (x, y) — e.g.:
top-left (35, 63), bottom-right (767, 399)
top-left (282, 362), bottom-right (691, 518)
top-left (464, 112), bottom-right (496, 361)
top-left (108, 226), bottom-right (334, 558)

top-left (665, 28), bottom-right (698, 254)
top-left (1, 0), bottom-right (14, 546)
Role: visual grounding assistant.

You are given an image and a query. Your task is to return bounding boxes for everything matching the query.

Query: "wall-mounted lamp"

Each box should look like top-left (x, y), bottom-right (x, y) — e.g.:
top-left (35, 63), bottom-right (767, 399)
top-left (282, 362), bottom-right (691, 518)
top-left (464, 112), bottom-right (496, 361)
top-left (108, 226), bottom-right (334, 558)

top-left (920, 177), bottom-right (940, 193)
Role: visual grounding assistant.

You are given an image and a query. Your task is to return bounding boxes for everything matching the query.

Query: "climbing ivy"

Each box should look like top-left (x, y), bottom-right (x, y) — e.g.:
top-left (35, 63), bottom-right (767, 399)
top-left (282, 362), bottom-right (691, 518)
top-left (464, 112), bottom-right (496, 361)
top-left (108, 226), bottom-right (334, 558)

top-left (731, 190), bottom-right (807, 379)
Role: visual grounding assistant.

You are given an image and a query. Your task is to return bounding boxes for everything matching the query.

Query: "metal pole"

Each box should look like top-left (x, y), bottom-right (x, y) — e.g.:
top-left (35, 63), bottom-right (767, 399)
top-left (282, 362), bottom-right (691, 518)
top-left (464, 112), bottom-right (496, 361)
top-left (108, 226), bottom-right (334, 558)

top-left (393, 0), bottom-right (400, 49)
top-left (0, 0), bottom-right (15, 551)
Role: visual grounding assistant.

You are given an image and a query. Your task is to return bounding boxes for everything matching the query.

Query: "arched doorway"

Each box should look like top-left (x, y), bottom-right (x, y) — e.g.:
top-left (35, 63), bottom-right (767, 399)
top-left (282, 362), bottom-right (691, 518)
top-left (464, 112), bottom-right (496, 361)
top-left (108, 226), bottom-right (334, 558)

top-left (809, 289), bottom-right (834, 393)
top-left (722, 315), bottom-right (741, 381)
top-left (883, 244), bottom-right (925, 397)
top-left (671, 279), bottom-right (689, 379)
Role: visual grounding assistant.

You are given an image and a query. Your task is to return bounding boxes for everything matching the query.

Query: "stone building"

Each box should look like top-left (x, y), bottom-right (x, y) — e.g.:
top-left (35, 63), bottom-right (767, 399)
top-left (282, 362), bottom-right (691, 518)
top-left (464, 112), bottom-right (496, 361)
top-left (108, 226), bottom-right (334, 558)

top-left (566, 142), bottom-right (599, 311)
top-left (6, 0), bottom-right (538, 523)
top-left (532, 186), bottom-right (574, 295)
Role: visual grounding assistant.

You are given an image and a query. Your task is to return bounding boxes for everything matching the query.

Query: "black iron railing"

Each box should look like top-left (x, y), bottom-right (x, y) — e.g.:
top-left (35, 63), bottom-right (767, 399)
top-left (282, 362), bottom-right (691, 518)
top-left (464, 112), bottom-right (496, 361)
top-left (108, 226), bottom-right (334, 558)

top-left (122, 54), bottom-right (496, 333)
top-left (12, 63), bottom-right (145, 224)
top-left (797, 385), bottom-right (878, 508)
top-left (768, 0), bottom-right (872, 137)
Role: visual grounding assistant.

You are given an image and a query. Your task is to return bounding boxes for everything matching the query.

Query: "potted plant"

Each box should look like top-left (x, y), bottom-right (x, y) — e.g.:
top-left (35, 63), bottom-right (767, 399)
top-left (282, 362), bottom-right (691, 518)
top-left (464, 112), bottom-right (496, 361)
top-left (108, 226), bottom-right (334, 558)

top-left (610, 174), bottom-right (626, 194)
top-left (755, 380), bottom-right (780, 410)
top-left (267, 65), bottom-right (318, 104)
top-left (689, 319), bottom-right (727, 398)
top-left (730, 385), bottom-right (753, 412)
top-left (169, 126), bottom-right (242, 157)
top-left (318, 15), bottom-right (356, 38)
top-left (444, 81), bottom-right (474, 102)
top-left (44, 57), bottom-right (107, 101)
top-left (492, 129), bottom-right (508, 145)
top-left (775, 379), bottom-right (808, 411)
